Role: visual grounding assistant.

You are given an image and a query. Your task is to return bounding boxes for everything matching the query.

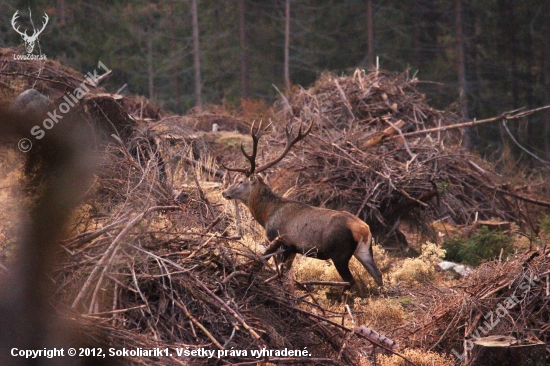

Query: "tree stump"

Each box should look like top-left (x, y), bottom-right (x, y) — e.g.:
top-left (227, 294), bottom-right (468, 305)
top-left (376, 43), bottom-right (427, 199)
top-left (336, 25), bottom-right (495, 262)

top-left (471, 335), bottom-right (546, 366)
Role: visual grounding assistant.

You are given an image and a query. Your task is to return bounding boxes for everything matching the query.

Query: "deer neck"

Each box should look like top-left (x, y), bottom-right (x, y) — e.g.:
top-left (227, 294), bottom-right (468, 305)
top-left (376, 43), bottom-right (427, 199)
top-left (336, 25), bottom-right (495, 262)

top-left (246, 183), bottom-right (284, 227)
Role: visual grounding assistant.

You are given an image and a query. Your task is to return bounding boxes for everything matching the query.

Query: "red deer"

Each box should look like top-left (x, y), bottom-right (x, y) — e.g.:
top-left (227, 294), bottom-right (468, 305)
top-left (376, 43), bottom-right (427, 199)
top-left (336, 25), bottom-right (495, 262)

top-left (222, 121), bottom-right (383, 292)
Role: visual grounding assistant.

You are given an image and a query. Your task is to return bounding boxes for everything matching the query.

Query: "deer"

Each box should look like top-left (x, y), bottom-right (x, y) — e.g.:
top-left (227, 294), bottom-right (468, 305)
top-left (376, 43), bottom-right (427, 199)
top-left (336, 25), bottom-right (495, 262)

top-left (11, 10), bottom-right (49, 54)
top-left (222, 121), bottom-right (383, 293)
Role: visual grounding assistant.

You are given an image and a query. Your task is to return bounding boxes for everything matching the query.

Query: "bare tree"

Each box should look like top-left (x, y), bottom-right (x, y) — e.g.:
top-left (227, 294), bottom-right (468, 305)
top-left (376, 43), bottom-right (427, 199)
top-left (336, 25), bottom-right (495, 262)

top-left (147, 16), bottom-right (154, 100)
top-left (284, 0), bottom-right (291, 92)
top-left (239, 0), bottom-right (249, 99)
top-left (169, 2), bottom-right (181, 113)
top-left (366, 0), bottom-right (374, 67)
top-left (455, 0), bottom-right (469, 146)
top-left (191, 0), bottom-right (203, 109)
top-left (544, 1), bottom-right (550, 160)
top-left (57, 0), bottom-right (66, 25)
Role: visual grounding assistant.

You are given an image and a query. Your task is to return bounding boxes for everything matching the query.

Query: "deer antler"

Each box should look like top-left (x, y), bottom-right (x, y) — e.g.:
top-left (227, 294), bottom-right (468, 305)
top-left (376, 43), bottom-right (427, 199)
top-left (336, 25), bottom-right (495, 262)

top-left (255, 119), bottom-right (313, 174)
top-left (11, 11), bottom-right (28, 38)
top-left (223, 120), bottom-right (267, 177)
top-left (223, 119), bottom-right (313, 177)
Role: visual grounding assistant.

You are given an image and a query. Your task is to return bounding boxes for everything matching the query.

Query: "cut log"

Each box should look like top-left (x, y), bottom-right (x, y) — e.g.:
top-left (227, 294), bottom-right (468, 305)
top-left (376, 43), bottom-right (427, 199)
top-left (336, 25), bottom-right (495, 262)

top-left (357, 325), bottom-right (397, 349)
top-left (471, 335), bottom-right (546, 366)
top-left (462, 219), bottom-right (511, 237)
top-left (476, 220), bottom-right (511, 232)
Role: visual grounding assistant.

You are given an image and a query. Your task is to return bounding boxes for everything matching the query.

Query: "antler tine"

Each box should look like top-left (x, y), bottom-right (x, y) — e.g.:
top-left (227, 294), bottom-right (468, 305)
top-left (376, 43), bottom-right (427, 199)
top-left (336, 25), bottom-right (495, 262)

top-left (222, 120), bottom-right (270, 177)
top-left (221, 162), bottom-right (250, 175)
top-left (255, 119), bottom-right (313, 174)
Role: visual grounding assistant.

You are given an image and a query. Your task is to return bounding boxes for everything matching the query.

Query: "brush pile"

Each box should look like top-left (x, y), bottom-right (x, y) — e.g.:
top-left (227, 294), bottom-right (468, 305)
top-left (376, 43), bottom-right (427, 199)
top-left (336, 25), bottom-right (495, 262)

top-left (56, 128), bottom-right (377, 365)
top-left (269, 70), bottom-right (535, 246)
top-left (1, 49), bottom-right (382, 364)
top-left (407, 246), bottom-right (550, 360)
top-left (0, 47), bottom-right (160, 135)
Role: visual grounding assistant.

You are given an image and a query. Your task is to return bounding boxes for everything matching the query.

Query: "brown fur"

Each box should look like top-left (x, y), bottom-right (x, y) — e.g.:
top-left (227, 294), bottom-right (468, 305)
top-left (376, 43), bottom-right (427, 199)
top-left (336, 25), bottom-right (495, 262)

top-left (223, 176), bottom-right (383, 289)
top-left (347, 217), bottom-right (372, 244)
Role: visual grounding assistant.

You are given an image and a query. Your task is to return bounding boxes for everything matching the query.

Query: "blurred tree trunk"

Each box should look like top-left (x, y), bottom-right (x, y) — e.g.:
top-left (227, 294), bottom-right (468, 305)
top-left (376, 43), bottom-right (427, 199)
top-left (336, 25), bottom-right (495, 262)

top-left (366, 0), bottom-right (374, 67)
top-left (465, 0), bottom-right (479, 118)
top-left (239, 0), bottom-right (249, 100)
top-left (284, 0), bottom-right (291, 92)
top-left (169, 2), bottom-right (181, 113)
top-left (147, 18), bottom-right (154, 100)
top-left (544, 1), bottom-right (550, 160)
top-left (191, 0), bottom-right (203, 109)
top-left (455, 0), bottom-right (470, 147)
top-left (498, 0), bottom-right (519, 157)
top-left (523, 5), bottom-right (536, 163)
top-left (56, 0), bottom-right (66, 25)
top-left (498, 0), bottom-right (519, 109)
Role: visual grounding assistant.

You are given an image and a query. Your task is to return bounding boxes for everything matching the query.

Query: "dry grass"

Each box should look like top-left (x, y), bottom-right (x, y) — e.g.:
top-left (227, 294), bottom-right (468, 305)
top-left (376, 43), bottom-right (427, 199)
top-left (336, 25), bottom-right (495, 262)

top-left (377, 348), bottom-right (454, 366)
top-left (391, 242), bottom-right (445, 286)
top-left (355, 297), bottom-right (406, 329)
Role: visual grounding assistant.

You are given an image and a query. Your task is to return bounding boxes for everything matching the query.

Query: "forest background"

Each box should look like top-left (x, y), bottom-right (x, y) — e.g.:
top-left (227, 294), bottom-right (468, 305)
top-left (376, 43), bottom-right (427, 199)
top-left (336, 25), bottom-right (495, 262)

top-left (1, 0), bottom-right (549, 167)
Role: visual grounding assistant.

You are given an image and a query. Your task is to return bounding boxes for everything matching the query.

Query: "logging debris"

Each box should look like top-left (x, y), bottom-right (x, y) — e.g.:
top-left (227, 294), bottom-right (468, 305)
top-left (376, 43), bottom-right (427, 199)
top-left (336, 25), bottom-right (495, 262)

top-left (266, 69), bottom-right (547, 248)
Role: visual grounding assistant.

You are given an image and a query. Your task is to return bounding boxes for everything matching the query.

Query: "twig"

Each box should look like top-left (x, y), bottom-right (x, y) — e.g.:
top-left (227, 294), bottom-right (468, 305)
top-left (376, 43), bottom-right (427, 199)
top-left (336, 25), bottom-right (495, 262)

top-left (279, 302), bottom-right (418, 365)
top-left (191, 274), bottom-right (262, 341)
top-left (71, 206), bottom-right (179, 309)
top-left (386, 119), bottom-right (415, 159)
top-left (234, 201), bottom-right (243, 238)
top-left (183, 157), bottom-right (224, 178)
top-left (170, 296), bottom-right (224, 349)
top-left (202, 213), bottom-right (225, 234)
top-left (63, 213), bottom-right (130, 244)
top-left (298, 281), bottom-right (351, 287)
top-left (502, 120), bottom-right (550, 166)
top-left (491, 186), bottom-right (550, 208)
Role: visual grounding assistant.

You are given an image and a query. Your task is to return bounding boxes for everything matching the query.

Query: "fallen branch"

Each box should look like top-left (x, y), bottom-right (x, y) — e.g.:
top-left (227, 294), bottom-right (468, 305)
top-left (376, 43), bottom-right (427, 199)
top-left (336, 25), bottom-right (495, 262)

top-left (357, 325), bottom-right (398, 350)
top-left (297, 280), bottom-right (351, 287)
top-left (492, 186), bottom-right (550, 208)
top-left (390, 105), bottom-right (550, 139)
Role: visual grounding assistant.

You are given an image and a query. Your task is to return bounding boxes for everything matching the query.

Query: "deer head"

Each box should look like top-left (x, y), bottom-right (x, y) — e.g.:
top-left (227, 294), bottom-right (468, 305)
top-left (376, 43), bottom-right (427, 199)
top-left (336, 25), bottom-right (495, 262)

top-left (222, 119), bottom-right (313, 222)
top-left (12, 11), bottom-right (49, 54)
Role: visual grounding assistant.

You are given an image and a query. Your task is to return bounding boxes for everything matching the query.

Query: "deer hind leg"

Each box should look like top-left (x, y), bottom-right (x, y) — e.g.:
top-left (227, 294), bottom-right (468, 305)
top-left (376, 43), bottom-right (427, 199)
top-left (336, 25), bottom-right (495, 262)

top-left (353, 235), bottom-right (383, 286)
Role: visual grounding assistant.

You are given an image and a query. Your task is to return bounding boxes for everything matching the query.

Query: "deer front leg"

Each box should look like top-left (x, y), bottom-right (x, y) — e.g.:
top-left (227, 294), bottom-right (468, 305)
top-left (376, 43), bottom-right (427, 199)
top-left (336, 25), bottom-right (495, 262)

top-left (280, 252), bottom-right (296, 273)
top-left (263, 236), bottom-right (285, 257)
top-left (251, 236), bottom-right (285, 272)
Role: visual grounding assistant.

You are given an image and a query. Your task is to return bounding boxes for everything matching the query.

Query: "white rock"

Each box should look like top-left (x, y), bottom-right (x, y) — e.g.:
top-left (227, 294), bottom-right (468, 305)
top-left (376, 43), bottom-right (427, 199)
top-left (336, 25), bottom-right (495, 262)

top-left (438, 261), bottom-right (457, 271)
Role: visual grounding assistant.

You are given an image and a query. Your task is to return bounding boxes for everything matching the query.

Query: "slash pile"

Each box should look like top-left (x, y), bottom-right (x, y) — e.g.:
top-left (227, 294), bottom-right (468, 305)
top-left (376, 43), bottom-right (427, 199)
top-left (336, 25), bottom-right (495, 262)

top-left (268, 70), bottom-right (536, 247)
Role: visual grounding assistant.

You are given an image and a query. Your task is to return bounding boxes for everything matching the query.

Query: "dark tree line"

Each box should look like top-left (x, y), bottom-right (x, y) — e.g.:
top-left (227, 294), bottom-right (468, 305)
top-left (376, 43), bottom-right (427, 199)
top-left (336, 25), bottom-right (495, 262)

top-left (1, 0), bottom-right (549, 165)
